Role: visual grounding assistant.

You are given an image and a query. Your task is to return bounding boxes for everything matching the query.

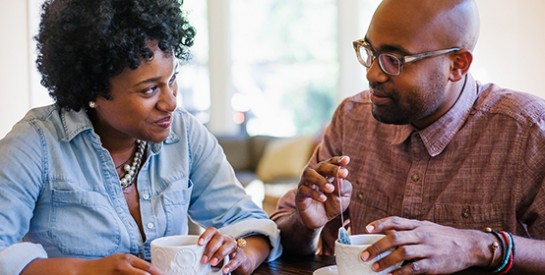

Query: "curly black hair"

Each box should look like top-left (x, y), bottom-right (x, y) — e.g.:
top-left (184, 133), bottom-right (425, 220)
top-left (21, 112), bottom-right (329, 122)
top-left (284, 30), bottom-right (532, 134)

top-left (35, 0), bottom-right (196, 111)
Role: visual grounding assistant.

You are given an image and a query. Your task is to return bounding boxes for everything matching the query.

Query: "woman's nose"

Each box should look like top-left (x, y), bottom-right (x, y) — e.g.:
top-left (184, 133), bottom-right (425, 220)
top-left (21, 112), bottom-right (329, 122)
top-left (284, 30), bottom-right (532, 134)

top-left (157, 85), bottom-right (177, 112)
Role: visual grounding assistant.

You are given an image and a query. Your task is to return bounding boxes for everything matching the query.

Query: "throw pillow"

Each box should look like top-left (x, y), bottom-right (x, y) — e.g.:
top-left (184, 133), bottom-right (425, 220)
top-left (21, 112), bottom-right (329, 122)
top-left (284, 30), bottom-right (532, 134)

top-left (256, 135), bottom-right (314, 183)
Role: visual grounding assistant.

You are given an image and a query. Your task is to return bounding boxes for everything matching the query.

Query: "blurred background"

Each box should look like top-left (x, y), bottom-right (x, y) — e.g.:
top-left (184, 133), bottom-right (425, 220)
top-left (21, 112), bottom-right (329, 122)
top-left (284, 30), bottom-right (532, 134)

top-left (1, 0), bottom-right (545, 139)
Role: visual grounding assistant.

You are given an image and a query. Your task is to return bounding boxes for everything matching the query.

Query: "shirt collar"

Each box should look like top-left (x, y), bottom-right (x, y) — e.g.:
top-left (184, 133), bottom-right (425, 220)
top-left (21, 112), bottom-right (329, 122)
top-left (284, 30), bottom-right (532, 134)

top-left (59, 108), bottom-right (94, 142)
top-left (418, 74), bottom-right (479, 157)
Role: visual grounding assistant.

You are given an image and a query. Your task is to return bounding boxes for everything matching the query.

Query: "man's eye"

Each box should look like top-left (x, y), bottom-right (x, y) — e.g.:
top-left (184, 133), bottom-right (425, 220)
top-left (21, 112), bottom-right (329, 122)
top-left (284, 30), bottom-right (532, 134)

top-left (383, 54), bottom-right (400, 66)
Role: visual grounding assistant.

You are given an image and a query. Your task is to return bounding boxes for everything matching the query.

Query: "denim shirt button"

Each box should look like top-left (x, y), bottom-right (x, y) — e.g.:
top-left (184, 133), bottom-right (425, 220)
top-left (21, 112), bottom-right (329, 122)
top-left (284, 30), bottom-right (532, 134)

top-left (147, 222), bottom-right (154, 229)
top-left (142, 193), bottom-right (149, 200)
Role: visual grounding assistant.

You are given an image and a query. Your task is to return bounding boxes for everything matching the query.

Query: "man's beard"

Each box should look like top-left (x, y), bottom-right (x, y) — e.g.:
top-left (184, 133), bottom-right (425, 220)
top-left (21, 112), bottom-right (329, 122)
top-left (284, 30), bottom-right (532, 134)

top-left (369, 72), bottom-right (446, 125)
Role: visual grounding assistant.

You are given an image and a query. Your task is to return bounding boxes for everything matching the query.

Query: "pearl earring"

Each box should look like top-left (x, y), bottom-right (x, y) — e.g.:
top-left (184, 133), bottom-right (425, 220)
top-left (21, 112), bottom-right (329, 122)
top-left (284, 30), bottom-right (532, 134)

top-left (88, 101), bottom-right (96, 108)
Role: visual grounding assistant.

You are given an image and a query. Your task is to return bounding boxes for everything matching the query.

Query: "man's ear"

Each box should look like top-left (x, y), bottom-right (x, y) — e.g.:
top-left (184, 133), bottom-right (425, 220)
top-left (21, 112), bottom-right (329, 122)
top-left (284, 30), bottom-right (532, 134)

top-left (449, 49), bottom-right (472, 82)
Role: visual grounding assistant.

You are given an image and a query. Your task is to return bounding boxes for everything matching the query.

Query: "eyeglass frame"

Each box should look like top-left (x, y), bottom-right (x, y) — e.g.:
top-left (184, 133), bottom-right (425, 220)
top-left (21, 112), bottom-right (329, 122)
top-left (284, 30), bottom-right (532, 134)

top-left (352, 39), bottom-right (460, 76)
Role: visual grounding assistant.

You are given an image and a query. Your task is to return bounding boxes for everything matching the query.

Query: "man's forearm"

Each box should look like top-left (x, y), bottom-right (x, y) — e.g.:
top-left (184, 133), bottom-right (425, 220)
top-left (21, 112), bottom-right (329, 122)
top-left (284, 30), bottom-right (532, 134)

top-left (510, 236), bottom-right (545, 274)
top-left (274, 210), bottom-right (321, 256)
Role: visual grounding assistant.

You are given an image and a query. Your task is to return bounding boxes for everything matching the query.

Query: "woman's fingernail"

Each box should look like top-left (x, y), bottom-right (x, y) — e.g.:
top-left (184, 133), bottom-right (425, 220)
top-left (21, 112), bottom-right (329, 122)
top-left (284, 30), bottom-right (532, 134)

top-left (361, 251), bottom-right (369, 261)
top-left (201, 255), bottom-right (208, 263)
top-left (372, 262), bottom-right (379, 271)
top-left (366, 224), bottom-right (374, 232)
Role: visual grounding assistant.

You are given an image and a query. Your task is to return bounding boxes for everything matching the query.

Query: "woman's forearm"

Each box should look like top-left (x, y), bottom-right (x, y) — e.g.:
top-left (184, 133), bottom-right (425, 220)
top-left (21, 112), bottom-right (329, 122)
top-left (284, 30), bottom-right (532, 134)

top-left (21, 257), bottom-right (86, 275)
top-left (21, 254), bottom-right (161, 275)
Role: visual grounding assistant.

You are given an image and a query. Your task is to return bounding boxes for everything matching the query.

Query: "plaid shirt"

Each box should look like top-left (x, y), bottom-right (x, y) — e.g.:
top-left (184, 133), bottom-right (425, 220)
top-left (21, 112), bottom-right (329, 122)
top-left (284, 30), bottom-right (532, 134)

top-left (272, 74), bottom-right (545, 255)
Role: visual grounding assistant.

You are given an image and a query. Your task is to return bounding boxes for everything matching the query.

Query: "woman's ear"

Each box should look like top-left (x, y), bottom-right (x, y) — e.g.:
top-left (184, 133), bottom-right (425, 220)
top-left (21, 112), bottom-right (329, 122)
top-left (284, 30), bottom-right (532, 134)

top-left (449, 49), bottom-right (473, 82)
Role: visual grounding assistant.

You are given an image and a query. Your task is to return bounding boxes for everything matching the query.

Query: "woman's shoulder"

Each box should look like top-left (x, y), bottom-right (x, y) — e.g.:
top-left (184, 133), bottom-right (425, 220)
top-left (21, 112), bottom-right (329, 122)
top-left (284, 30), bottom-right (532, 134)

top-left (2, 105), bottom-right (57, 141)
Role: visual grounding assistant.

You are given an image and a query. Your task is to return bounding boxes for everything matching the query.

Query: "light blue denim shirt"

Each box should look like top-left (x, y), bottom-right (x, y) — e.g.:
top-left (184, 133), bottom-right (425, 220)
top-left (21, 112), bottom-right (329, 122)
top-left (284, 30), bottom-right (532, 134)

top-left (0, 105), bottom-right (282, 274)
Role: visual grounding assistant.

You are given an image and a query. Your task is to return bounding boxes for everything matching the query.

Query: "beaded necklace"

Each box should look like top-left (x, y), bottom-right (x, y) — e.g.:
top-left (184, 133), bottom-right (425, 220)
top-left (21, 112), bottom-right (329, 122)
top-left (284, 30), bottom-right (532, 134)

top-left (115, 155), bottom-right (132, 169)
top-left (119, 139), bottom-right (147, 190)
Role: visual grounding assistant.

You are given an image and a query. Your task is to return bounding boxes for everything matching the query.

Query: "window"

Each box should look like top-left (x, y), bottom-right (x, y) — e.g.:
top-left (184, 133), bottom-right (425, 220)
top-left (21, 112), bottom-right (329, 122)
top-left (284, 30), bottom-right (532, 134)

top-left (178, 1), bottom-right (210, 124)
top-left (230, 0), bottom-right (338, 137)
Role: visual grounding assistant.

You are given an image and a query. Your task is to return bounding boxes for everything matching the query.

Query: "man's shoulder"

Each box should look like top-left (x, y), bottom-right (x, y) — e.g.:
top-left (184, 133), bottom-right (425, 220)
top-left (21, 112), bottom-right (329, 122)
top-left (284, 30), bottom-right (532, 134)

top-left (338, 91), bottom-right (372, 111)
top-left (476, 83), bottom-right (545, 122)
top-left (344, 90), bottom-right (370, 103)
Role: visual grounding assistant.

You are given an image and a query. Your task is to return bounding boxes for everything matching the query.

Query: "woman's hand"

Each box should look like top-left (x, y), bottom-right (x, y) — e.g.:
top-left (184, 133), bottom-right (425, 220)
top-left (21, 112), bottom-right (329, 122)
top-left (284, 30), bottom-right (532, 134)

top-left (199, 227), bottom-right (270, 275)
top-left (22, 254), bottom-right (164, 275)
top-left (295, 155), bottom-right (352, 229)
top-left (86, 254), bottom-right (165, 274)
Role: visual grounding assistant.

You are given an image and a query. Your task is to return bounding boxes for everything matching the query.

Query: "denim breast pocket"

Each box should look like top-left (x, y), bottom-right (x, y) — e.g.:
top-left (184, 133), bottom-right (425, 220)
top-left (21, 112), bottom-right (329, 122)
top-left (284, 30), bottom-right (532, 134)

top-left (49, 189), bottom-right (122, 257)
top-left (161, 182), bottom-right (192, 236)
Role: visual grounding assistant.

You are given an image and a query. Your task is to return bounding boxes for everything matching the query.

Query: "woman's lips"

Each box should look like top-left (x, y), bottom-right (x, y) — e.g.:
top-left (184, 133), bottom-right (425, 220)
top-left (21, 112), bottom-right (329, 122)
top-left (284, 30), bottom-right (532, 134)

top-left (155, 116), bottom-right (172, 128)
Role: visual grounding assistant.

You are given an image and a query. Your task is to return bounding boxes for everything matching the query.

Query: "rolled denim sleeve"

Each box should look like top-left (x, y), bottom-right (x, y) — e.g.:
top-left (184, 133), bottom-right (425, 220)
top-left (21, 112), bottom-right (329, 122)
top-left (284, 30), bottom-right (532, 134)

top-left (218, 219), bottom-right (282, 261)
top-left (177, 112), bottom-right (282, 261)
top-left (0, 242), bottom-right (48, 274)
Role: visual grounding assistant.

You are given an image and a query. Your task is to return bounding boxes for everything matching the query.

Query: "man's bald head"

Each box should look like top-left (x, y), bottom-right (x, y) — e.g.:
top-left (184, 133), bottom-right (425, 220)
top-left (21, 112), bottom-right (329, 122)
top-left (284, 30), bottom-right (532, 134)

top-left (369, 0), bottom-right (480, 51)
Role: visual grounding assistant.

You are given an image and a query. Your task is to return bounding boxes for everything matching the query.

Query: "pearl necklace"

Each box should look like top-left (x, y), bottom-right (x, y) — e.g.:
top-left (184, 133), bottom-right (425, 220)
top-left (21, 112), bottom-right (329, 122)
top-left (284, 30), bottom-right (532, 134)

top-left (119, 139), bottom-right (147, 190)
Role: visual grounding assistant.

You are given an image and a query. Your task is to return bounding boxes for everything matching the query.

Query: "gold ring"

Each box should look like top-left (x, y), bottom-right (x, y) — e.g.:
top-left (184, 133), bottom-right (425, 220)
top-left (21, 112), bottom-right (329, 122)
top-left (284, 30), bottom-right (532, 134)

top-left (236, 238), bottom-right (247, 249)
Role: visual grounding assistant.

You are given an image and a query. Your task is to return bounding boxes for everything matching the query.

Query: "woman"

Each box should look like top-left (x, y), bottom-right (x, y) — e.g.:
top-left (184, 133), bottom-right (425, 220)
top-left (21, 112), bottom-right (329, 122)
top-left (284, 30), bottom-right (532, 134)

top-left (0, 0), bottom-right (281, 274)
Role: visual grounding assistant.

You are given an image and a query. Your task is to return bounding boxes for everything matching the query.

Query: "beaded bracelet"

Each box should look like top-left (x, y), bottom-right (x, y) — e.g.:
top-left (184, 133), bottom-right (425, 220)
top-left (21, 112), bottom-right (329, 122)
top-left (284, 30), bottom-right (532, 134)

top-left (493, 231), bottom-right (512, 273)
top-left (484, 227), bottom-right (515, 274)
top-left (498, 231), bottom-right (514, 274)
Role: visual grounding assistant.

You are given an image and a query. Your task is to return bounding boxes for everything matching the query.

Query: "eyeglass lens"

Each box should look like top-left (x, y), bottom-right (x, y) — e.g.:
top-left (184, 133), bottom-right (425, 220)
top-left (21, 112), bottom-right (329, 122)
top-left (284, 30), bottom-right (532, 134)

top-left (358, 45), bottom-right (401, 75)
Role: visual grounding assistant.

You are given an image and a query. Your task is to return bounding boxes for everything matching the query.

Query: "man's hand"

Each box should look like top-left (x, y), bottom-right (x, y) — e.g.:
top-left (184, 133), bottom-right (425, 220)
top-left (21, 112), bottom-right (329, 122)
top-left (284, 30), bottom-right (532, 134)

top-left (361, 216), bottom-right (491, 274)
top-left (295, 156), bottom-right (352, 229)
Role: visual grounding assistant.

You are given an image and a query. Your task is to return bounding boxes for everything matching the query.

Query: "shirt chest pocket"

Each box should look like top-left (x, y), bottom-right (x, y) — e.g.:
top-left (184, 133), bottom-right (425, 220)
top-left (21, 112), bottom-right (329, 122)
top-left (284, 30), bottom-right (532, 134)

top-left (430, 203), bottom-right (508, 230)
top-left (160, 183), bottom-right (192, 236)
top-left (49, 189), bottom-right (122, 257)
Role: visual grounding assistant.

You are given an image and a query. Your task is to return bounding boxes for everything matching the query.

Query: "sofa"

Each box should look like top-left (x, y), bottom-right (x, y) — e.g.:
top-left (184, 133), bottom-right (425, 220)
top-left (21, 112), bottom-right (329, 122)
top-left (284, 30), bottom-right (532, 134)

top-left (216, 134), bottom-right (316, 214)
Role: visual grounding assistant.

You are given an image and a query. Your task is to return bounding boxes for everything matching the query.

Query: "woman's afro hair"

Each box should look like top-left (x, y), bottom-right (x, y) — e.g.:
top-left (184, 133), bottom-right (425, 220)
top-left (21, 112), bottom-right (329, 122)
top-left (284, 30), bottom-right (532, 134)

top-left (35, 0), bottom-right (196, 111)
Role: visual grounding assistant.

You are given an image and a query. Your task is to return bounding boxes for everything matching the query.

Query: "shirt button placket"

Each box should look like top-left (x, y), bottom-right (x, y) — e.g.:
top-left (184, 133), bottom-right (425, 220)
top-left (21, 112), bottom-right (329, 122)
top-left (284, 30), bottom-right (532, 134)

top-left (357, 192), bottom-right (364, 202)
top-left (462, 207), bottom-right (471, 219)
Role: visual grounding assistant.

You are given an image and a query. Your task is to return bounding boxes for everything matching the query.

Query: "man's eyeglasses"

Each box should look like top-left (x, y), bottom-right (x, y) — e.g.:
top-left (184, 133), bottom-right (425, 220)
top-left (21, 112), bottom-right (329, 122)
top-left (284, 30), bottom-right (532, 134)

top-left (352, 39), bottom-right (460, 76)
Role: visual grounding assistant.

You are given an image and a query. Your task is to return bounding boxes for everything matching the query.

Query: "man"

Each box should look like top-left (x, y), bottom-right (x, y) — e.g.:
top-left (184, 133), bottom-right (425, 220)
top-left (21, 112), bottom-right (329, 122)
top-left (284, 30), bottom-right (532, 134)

top-left (272, 0), bottom-right (545, 274)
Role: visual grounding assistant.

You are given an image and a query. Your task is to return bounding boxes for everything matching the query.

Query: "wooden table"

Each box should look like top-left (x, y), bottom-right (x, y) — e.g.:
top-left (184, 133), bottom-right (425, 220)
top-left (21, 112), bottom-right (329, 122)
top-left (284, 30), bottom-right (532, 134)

top-left (252, 255), bottom-right (486, 275)
top-left (253, 255), bottom-right (335, 275)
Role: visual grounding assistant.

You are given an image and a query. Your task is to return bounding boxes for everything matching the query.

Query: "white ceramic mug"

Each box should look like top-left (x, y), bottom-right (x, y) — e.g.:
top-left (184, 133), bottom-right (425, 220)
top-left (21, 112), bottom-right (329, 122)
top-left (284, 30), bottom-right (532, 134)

top-left (335, 234), bottom-right (402, 275)
top-left (151, 235), bottom-right (228, 275)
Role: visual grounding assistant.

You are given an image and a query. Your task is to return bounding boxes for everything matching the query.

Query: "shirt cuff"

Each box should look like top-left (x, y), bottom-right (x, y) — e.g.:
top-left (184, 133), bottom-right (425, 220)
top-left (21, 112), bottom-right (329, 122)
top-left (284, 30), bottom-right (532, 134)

top-left (218, 218), bottom-right (283, 261)
top-left (0, 242), bottom-right (48, 275)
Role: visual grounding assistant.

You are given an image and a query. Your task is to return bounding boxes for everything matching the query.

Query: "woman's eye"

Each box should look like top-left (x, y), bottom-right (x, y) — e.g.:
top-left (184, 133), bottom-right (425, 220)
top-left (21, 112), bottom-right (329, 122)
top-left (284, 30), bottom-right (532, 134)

top-left (143, 86), bottom-right (159, 95)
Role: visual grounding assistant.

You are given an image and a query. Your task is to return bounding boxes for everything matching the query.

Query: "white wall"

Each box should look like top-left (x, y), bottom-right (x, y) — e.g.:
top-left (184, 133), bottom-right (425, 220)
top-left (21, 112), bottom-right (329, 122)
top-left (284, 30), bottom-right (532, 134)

top-left (1, 1), bottom-right (545, 138)
top-left (0, 0), bottom-right (31, 138)
top-left (473, 0), bottom-right (545, 94)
